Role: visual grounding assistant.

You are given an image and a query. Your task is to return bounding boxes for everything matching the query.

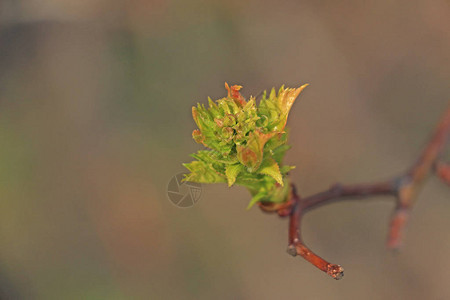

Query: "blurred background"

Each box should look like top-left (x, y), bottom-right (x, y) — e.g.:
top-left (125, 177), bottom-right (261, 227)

top-left (0, 0), bottom-right (449, 299)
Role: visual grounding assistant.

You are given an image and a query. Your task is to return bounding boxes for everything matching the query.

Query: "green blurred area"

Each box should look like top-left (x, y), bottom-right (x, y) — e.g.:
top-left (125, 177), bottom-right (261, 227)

top-left (0, 0), bottom-right (449, 299)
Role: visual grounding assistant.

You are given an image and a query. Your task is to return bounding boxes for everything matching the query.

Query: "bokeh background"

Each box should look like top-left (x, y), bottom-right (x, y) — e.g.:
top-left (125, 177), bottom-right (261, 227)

top-left (1, 0), bottom-right (450, 299)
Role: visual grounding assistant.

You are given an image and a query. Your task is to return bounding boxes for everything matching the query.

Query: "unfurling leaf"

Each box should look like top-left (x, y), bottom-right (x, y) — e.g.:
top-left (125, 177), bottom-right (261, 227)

top-left (183, 160), bottom-right (226, 183)
top-left (258, 157), bottom-right (283, 186)
top-left (225, 82), bottom-right (247, 106)
top-left (237, 131), bottom-right (274, 172)
top-left (272, 84), bottom-right (308, 131)
top-left (225, 164), bottom-right (244, 187)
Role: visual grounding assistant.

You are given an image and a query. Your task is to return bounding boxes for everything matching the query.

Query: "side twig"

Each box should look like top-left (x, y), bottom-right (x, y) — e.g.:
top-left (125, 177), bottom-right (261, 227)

top-left (259, 103), bottom-right (450, 279)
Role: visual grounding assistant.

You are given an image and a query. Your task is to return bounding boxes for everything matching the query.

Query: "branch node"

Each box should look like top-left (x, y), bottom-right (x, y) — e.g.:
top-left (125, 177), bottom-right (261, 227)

top-left (286, 245), bottom-right (298, 257)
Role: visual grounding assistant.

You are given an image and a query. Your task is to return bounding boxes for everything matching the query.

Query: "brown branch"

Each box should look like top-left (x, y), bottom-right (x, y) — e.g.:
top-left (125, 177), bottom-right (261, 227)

top-left (259, 103), bottom-right (450, 279)
top-left (436, 161), bottom-right (450, 186)
top-left (286, 185), bottom-right (345, 279)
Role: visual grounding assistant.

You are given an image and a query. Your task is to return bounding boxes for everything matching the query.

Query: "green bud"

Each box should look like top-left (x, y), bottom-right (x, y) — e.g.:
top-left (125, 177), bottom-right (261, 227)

top-left (183, 83), bottom-right (308, 208)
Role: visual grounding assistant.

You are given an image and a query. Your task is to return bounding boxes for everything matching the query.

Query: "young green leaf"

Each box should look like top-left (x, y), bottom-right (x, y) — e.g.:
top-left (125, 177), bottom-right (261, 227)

top-left (258, 157), bottom-right (283, 186)
top-left (225, 164), bottom-right (244, 187)
top-left (183, 160), bottom-right (226, 183)
top-left (236, 131), bottom-right (274, 172)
